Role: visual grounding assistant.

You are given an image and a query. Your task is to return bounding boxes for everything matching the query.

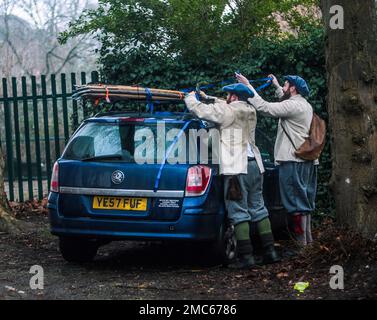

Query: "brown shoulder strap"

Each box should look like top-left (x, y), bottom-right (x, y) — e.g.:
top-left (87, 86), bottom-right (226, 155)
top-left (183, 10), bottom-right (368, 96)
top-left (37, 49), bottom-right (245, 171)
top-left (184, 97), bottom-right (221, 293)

top-left (281, 121), bottom-right (298, 151)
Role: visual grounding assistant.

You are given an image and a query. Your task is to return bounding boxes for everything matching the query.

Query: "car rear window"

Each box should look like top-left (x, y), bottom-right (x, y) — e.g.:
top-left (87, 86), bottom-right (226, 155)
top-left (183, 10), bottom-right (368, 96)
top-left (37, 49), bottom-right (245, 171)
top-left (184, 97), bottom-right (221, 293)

top-left (62, 121), bottom-right (201, 164)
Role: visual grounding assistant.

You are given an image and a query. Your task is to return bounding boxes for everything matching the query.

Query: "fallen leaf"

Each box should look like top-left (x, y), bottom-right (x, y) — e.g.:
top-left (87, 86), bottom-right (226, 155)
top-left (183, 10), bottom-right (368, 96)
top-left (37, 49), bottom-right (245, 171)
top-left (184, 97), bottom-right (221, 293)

top-left (5, 286), bottom-right (17, 292)
top-left (277, 272), bottom-right (289, 279)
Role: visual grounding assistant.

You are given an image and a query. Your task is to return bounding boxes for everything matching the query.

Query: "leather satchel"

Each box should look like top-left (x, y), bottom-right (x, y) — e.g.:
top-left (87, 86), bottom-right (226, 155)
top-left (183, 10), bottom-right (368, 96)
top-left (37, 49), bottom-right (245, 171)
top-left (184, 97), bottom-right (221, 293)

top-left (226, 176), bottom-right (243, 201)
top-left (282, 113), bottom-right (326, 161)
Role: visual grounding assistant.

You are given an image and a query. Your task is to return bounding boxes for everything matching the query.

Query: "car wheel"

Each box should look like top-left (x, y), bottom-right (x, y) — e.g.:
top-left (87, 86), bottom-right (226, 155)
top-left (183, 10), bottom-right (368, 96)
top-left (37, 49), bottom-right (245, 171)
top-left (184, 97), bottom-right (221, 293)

top-left (223, 223), bottom-right (237, 265)
top-left (59, 237), bottom-right (99, 263)
top-left (206, 222), bottom-right (237, 266)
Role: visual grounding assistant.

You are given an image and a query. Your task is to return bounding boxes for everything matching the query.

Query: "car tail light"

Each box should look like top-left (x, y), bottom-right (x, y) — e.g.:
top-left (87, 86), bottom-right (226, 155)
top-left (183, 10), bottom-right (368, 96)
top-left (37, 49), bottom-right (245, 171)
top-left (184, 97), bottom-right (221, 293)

top-left (50, 162), bottom-right (59, 192)
top-left (185, 166), bottom-right (212, 197)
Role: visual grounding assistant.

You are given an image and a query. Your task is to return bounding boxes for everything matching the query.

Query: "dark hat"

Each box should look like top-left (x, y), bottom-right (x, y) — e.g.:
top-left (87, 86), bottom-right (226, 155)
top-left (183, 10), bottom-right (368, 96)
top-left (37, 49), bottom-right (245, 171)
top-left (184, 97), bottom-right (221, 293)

top-left (222, 83), bottom-right (255, 99)
top-left (284, 75), bottom-right (310, 97)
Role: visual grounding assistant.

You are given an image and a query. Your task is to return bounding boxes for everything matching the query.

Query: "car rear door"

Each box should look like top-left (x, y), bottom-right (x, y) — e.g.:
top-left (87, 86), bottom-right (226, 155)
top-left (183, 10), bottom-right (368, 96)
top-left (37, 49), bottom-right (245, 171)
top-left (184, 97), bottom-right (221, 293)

top-left (56, 119), bottom-right (194, 221)
top-left (58, 161), bottom-right (190, 221)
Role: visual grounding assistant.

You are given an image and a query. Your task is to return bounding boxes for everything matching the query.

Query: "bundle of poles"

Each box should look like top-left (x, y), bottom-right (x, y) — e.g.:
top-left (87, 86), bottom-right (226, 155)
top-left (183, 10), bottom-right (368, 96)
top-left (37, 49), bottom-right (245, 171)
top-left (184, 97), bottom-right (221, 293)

top-left (72, 84), bottom-right (186, 102)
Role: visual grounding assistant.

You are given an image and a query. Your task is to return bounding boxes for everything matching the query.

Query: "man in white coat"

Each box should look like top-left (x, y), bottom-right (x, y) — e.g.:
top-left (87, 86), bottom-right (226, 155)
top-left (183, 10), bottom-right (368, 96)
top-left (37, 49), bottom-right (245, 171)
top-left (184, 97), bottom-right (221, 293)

top-left (237, 73), bottom-right (317, 247)
top-left (184, 83), bottom-right (280, 269)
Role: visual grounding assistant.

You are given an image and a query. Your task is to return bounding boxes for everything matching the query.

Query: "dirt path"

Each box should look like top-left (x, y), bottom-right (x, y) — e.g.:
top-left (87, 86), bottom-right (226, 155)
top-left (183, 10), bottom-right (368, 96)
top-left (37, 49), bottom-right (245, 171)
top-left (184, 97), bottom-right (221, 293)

top-left (0, 214), bottom-right (376, 300)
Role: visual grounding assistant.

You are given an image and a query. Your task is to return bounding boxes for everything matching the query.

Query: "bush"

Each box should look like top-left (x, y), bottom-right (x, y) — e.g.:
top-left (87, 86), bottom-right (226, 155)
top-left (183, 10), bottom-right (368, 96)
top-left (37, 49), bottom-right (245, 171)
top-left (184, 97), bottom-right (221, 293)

top-left (63, 0), bottom-right (332, 217)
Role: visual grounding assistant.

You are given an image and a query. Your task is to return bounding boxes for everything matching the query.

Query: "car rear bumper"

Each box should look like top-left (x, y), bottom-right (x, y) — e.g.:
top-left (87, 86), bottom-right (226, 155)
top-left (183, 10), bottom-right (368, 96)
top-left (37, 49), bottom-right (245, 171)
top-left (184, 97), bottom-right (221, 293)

top-left (49, 208), bottom-right (223, 241)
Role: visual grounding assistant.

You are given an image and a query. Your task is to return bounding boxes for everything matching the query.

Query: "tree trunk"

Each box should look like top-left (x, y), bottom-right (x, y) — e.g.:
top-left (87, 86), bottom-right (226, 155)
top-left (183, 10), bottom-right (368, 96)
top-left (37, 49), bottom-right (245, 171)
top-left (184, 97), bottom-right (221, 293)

top-left (321, 0), bottom-right (377, 239)
top-left (0, 142), bottom-right (19, 233)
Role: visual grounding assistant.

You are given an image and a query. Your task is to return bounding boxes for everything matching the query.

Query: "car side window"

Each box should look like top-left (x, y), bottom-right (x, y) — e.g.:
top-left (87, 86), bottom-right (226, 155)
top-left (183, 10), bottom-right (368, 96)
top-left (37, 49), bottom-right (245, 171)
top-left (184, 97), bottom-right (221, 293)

top-left (64, 123), bottom-right (122, 160)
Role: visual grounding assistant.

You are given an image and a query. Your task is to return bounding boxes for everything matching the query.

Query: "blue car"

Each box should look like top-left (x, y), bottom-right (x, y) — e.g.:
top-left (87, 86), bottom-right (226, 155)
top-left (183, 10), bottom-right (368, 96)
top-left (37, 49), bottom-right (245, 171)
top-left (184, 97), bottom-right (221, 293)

top-left (48, 111), bottom-right (284, 264)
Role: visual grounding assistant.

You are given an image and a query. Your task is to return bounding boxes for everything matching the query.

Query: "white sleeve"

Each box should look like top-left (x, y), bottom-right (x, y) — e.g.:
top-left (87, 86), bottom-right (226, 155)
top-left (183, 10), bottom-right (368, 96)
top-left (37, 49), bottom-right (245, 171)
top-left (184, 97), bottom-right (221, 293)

top-left (247, 91), bottom-right (300, 119)
top-left (275, 86), bottom-right (284, 99)
top-left (184, 94), bottom-right (234, 126)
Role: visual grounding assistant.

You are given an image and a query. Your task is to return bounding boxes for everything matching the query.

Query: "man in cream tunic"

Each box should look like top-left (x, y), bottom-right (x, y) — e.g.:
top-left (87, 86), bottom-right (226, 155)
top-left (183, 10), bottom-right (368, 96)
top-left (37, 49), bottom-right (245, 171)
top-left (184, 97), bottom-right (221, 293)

top-left (184, 83), bottom-right (280, 269)
top-left (237, 73), bottom-right (317, 247)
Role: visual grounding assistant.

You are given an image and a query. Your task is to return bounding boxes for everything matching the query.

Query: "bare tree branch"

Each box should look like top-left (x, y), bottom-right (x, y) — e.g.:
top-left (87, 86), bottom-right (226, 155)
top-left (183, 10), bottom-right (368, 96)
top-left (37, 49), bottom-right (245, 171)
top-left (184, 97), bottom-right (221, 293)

top-left (0, 0), bottom-right (98, 77)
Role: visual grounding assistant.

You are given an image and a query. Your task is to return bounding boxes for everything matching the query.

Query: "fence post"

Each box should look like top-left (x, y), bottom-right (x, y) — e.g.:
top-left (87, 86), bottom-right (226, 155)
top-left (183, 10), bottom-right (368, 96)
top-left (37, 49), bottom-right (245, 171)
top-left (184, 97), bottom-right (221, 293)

top-left (31, 76), bottom-right (43, 199)
top-left (41, 75), bottom-right (52, 190)
top-left (51, 74), bottom-right (60, 161)
top-left (22, 77), bottom-right (33, 200)
top-left (81, 72), bottom-right (88, 118)
top-left (2, 78), bottom-right (14, 201)
top-left (61, 74), bottom-right (70, 143)
top-left (91, 71), bottom-right (99, 83)
top-left (70, 73), bottom-right (79, 130)
top-left (11, 77), bottom-right (24, 202)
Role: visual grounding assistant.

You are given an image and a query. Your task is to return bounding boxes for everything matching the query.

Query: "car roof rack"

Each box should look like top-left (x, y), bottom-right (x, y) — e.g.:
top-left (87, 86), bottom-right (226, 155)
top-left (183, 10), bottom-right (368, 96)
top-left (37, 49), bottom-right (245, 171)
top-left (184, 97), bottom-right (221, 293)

top-left (73, 84), bottom-right (186, 102)
top-left (74, 83), bottom-right (192, 118)
top-left (93, 111), bottom-right (199, 122)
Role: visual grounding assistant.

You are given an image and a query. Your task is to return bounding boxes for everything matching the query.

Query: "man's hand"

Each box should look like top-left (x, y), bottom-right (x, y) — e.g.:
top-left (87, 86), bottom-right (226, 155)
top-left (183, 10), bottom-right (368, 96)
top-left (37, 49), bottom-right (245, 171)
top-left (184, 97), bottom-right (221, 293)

top-left (199, 90), bottom-right (209, 100)
top-left (236, 73), bottom-right (256, 94)
top-left (236, 73), bottom-right (251, 86)
top-left (268, 74), bottom-right (280, 88)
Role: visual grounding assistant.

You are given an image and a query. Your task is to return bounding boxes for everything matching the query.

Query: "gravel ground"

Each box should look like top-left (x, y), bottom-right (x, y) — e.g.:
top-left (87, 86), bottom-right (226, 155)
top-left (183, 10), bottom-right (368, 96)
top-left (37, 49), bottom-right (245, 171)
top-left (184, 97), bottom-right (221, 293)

top-left (0, 213), bottom-right (376, 300)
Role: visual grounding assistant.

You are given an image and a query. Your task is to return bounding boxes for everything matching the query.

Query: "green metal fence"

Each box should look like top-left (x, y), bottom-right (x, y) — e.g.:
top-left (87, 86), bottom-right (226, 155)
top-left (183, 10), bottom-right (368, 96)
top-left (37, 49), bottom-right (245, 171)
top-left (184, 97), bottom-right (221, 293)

top-left (0, 71), bottom-right (99, 202)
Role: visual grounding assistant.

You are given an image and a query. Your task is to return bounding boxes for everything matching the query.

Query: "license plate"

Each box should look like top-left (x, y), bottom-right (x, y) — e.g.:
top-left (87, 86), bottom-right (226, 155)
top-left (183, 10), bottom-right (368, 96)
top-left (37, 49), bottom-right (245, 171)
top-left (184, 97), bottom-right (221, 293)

top-left (93, 196), bottom-right (148, 211)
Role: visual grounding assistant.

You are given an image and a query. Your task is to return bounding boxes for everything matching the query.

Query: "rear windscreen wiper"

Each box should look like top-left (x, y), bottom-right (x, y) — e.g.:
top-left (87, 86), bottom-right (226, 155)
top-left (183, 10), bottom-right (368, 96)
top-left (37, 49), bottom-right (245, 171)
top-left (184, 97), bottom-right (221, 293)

top-left (81, 154), bottom-right (123, 162)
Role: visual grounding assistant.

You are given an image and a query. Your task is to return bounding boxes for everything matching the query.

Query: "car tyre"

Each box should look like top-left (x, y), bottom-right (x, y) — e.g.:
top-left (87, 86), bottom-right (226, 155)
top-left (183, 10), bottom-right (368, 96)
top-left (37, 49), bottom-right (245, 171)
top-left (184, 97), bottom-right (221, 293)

top-left (59, 237), bottom-right (99, 263)
top-left (206, 222), bottom-right (237, 266)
